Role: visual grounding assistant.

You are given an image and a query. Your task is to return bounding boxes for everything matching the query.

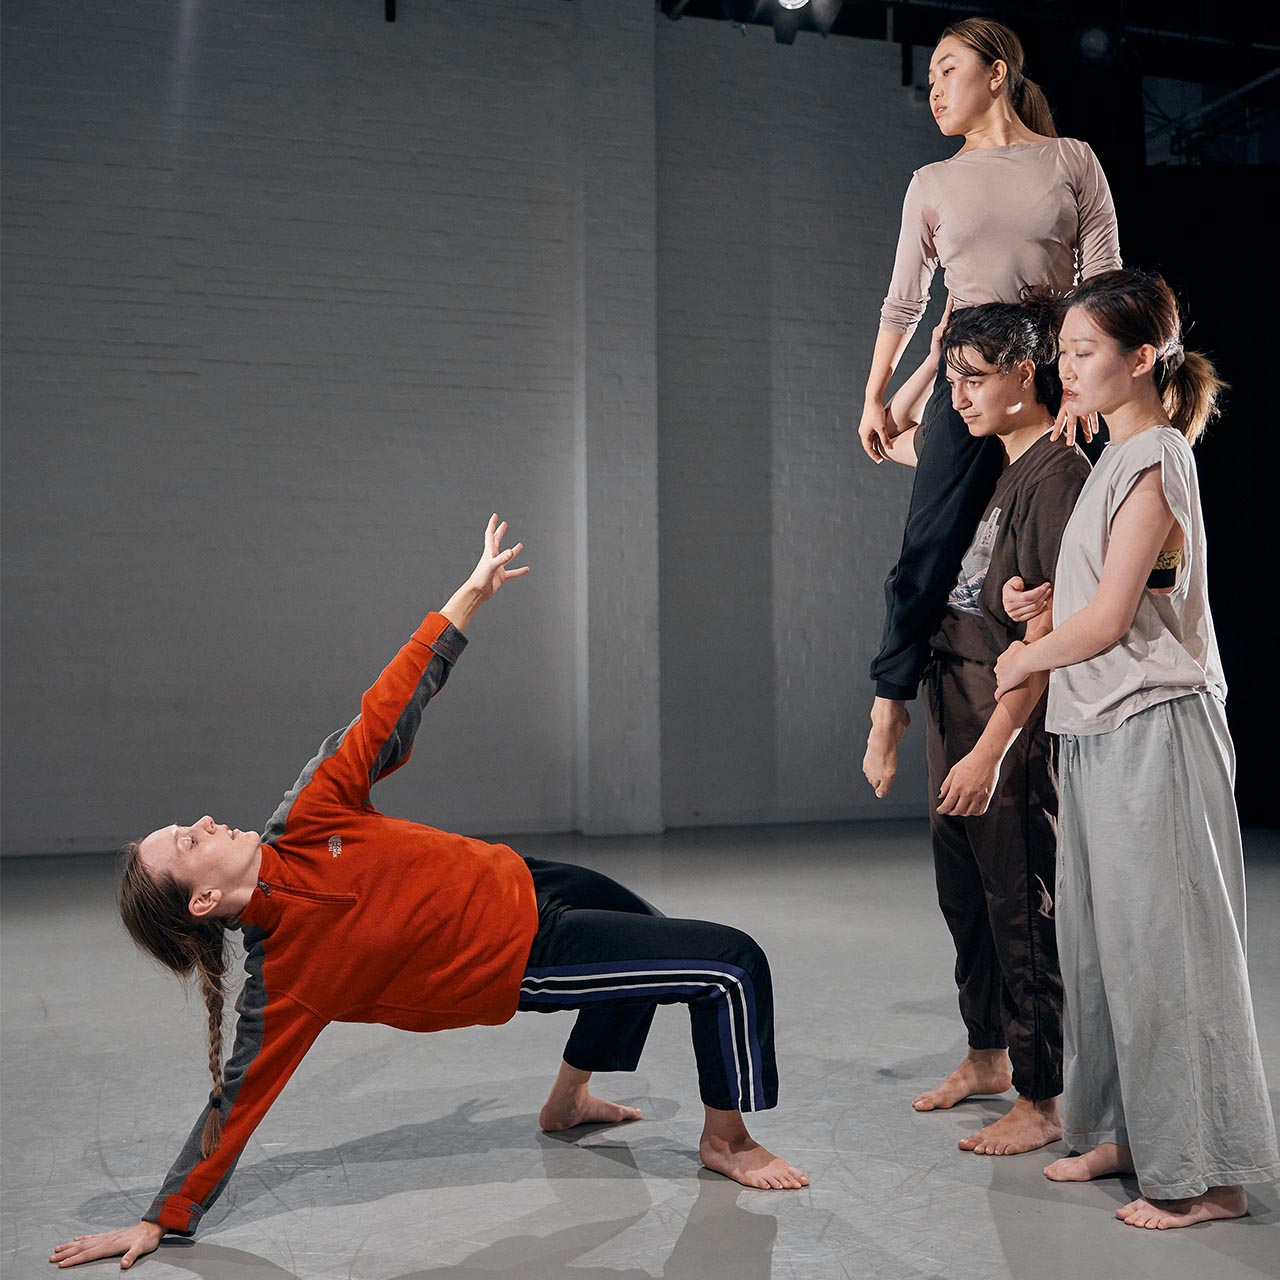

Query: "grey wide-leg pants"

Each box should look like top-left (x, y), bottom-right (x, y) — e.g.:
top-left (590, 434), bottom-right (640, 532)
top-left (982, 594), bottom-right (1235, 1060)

top-left (1057, 692), bottom-right (1280, 1199)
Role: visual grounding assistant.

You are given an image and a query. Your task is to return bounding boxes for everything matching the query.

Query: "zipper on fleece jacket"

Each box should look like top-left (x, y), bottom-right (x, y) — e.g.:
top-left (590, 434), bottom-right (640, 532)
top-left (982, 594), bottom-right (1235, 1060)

top-left (256, 878), bottom-right (356, 905)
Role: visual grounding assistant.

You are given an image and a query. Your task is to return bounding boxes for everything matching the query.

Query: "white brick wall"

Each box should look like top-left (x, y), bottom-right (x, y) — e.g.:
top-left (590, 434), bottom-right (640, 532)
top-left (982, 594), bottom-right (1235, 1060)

top-left (2, 2), bottom-right (948, 853)
top-left (656, 19), bottom-right (950, 825)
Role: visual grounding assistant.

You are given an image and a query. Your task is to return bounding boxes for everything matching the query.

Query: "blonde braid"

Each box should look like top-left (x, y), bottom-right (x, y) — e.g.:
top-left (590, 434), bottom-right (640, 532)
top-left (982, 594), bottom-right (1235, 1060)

top-left (117, 842), bottom-right (232, 1158)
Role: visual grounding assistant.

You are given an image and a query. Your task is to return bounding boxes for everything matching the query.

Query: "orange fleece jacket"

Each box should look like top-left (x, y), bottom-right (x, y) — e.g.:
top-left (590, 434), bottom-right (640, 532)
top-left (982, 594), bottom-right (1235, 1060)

top-left (145, 612), bottom-right (539, 1235)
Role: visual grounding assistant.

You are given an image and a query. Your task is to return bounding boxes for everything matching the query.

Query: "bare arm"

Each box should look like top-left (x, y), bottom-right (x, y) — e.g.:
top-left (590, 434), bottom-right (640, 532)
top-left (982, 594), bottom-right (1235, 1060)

top-left (882, 298), bottom-right (954, 469)
top-left (440, 513), bottom-right (529, 633)
top-left (858, 326), bottom-right (917, 462)
top-left (935, 611), bottom-right (1051, 817)
top-left (995, 466), bottom-right (1176, 696)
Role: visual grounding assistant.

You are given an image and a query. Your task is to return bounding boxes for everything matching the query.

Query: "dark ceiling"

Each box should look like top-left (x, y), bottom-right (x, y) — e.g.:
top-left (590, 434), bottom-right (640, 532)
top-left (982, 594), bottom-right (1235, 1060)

top-left (656, 1), bottom-right (1279, 86)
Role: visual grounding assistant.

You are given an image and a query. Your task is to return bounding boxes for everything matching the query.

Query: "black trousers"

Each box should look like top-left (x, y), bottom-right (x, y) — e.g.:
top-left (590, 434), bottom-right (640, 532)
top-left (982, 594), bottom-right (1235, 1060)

top-left (924, 656), bottom-right (1064, 1101)
top-left (871, 366), bottom-right (1005, 700)
top-left (517, 858), bottom-right (778, 1113)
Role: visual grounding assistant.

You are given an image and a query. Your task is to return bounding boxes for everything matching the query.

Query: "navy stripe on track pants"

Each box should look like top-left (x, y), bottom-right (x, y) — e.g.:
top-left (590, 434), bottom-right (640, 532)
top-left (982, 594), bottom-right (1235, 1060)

top-left (517, 857), bottom-right (779, 1113)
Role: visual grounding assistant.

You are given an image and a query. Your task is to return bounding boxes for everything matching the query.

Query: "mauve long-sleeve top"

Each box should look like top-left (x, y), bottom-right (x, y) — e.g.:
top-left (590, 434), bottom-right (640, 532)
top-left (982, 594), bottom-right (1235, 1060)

top-left (879, 137), bottom-right (1121, 333)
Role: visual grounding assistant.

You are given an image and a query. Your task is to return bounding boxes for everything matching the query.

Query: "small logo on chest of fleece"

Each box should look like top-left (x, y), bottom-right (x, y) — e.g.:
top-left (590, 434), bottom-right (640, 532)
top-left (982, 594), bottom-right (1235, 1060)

top-left (328, 835), bottom-right (343, 859)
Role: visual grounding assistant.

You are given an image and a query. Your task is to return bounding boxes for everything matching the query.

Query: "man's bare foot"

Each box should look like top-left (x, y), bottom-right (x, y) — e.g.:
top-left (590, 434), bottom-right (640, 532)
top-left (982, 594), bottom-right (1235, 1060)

top-left (1116, 1185), bottom-right (1247, 1230)
top-left (958, 1096), bottom-right (1062, 1155)
top-left (538, 1061), bottom-right (643, 1132)
top-left (539, 1094), bottom-right (642, 1132)
top-left (863, 698), bottom-right (910, 798)
top-left (699, 1132), bottom-right (810, 1190)
top-left (1044, 1142), bottom-right (1134, 1182)
top-left (913, 1049), bottom-right (1012, 1111)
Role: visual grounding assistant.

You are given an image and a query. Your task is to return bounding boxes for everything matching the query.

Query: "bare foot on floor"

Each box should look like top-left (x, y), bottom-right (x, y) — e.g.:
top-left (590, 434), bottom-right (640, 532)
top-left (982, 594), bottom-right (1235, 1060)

top-left (1044, 1142), bottom-right (1134, 1182)
top-left (539, 1094), bottom-right (643, 1132)
top-left (1116, 1185), bottom-right (1247, 1229)
top-left (699, 1133), bottom-right (810, 1190)
top-left (913, 1051), bottom-right (1012, 1111)
top-left (959, 1096), bottom-right (1062, 1155)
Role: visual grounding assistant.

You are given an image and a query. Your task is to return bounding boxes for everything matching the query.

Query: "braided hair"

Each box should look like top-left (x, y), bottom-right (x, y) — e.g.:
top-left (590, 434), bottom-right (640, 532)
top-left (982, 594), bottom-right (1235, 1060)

top-left (119, 843), bottom-right (229, 1157)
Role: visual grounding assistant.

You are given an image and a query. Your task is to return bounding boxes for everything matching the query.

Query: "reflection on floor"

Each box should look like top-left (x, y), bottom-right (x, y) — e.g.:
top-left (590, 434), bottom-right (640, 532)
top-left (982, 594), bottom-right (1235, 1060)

top-left (3, 822), bottom-right (1277, 1279)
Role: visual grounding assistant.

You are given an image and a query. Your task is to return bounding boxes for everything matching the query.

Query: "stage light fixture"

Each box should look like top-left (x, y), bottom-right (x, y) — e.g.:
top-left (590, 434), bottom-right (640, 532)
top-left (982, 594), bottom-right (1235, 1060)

top-left (1076, 26), bottom-right (1116, 64)
top-left (778, 0), bottom-right (810, 9)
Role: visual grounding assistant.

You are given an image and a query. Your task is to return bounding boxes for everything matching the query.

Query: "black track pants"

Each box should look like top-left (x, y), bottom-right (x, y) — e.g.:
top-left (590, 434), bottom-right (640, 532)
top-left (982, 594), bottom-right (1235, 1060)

top-left (924, 657), bottom-right (1064, 1100)
top-left (517, 858), bottom-right (778, 1113)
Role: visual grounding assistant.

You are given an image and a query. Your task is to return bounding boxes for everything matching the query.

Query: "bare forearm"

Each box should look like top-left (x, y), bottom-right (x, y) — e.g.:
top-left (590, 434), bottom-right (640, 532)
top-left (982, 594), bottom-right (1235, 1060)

top-left (973, 671), bottom-right (1048, 761)
top-left (886, 352), bottom-right (940, 440)
top-left (864, 326), bottom-right (915, 404)
top-left (1021, 603), bottom-right (1123, 675)
top-left (440, 584), bottom-right (485, 634)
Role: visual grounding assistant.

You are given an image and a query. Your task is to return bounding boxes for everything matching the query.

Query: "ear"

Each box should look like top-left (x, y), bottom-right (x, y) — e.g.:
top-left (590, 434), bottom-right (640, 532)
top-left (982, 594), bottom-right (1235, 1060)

top-left (989, 58), bottom-right (1008, 93)
top-left (1131, 344), bottom-right (1157, 378)
top-left (189, 887), bottom-right (223, 919)
top-left (1016, 358), bottom-right (1036, 390)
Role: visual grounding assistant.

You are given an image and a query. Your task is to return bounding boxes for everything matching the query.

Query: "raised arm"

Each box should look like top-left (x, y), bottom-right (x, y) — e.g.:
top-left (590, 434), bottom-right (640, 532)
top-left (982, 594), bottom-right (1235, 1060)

top-left (267, 516), bottom-right (529, 816)
top-left (882, 297), bottom-right (955, 468)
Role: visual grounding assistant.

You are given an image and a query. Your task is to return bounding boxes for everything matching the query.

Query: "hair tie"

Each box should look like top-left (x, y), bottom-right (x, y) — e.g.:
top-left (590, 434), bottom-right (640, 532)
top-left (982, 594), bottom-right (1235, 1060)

top-left (1164, 341), bottom-right (1185, 372)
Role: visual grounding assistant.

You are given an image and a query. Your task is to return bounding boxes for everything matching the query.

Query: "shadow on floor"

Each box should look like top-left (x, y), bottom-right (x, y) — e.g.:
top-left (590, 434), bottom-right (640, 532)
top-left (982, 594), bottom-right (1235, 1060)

top-left (78, 1097), bottom-right (690, 1230)
top-left (146, 1174), bottom-right (778, 1280)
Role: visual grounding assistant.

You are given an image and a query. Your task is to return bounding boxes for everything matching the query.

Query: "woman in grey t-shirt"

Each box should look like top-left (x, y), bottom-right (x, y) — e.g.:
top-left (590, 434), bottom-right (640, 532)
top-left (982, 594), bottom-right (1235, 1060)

top-left (994, 270), bottom-right (1279, 1229)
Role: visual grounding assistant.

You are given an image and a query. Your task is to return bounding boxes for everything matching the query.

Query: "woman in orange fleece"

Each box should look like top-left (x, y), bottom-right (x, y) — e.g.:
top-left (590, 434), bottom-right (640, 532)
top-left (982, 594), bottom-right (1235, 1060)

top-left (52, 515), bottom-right (806, 1272)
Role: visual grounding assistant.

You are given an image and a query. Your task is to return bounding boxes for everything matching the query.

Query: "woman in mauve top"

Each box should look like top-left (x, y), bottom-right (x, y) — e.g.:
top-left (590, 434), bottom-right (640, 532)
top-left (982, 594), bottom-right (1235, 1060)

top-left (859, 16), bottom-right (1121, 802)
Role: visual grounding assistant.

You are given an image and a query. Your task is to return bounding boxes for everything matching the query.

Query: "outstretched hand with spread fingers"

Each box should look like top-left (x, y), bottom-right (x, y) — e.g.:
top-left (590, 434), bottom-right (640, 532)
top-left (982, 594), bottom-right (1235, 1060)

top-left (50, 1221), bottom-right (163, 1270)
top-left (467, 513), bottom-right (530, 603)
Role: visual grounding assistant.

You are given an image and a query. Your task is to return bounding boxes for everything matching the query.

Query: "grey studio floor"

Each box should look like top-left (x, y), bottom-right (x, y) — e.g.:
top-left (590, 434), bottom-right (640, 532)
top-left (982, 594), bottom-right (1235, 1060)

top-left (3, 822), bottom-right (1278, 1280)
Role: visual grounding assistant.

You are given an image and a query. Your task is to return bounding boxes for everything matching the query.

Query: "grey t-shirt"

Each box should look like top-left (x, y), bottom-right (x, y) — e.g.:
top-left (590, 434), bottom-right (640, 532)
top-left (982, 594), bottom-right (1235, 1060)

top-left (1046, 426), bottom-right (1226, 736)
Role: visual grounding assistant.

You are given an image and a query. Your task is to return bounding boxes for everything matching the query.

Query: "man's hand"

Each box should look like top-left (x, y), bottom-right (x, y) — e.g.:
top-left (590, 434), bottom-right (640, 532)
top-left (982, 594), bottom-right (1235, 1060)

top-left (1002, 575), bottom-right (1052, 624)
top-left (936, 747), bottom-right (1001, 817)
top-left (50, 1221), bottom-right (163, 1270)
top-left (862, 698), bottom-right (910, 798)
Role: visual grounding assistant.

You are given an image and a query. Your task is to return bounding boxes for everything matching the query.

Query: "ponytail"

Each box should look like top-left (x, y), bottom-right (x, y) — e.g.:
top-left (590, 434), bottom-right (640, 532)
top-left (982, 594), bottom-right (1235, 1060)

top-left (942, 18), bottom-right (1058, 138)
top-left (1157, 348), bottom-right (1225, 446)
top-left (119, 843), bottom-right (229, 1156)
top-left (1013, 77), bottom-right (1057, 138)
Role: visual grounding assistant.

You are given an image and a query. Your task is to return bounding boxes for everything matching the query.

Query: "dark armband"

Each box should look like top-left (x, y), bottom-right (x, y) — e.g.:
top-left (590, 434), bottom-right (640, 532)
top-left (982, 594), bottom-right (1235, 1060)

top-left (1147, 547), bottom-right (1183, 589)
